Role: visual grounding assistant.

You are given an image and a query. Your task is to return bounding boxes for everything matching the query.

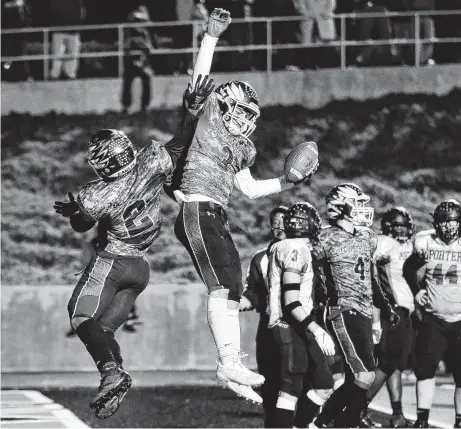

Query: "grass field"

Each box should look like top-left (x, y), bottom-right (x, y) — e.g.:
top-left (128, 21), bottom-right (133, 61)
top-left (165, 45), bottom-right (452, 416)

top-left (39, 385), bottom-right (409, 428)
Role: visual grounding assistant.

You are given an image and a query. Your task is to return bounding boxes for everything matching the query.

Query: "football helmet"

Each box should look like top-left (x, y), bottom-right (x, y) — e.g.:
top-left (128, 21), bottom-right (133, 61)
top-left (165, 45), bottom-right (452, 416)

top-left (88, 129), bottom-right (137, 180)
top-left (284, 202), bottom-right (322, 241)
top-left (381, 206), bottom-right (414, 242)
top-left (326, 183), bottom-right (374, 226)
top-left (432, 199), bottom-right (461, 244)
top-left (215, 80), bottom-right (260, 138)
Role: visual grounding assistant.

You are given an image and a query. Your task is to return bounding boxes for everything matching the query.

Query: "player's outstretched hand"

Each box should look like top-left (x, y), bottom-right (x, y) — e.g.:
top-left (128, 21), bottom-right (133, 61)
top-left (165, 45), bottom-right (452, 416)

top-left (185, 74), bottom-right (214, 108)
top-left (207, 8), bottom-right (231, 38)
top-left (54, 192), bottom-right (79, 217)
top-left (313, 327), bottom-right (336, 356)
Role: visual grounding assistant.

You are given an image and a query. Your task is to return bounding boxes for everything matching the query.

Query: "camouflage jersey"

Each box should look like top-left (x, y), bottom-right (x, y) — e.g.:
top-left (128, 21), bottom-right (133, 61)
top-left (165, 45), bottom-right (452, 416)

top-left (374, 234), bottom-right (414, 312)
top-left (180, 92), bottom-right (256, 208)
top-left (312, 225), bottom-right (378, 318)
top-left (77, 142), bottom-right (173, 257)
top-left (413, 230), bottom-right (461, 323)
top-left (268, 238), bottom-right (314, 328)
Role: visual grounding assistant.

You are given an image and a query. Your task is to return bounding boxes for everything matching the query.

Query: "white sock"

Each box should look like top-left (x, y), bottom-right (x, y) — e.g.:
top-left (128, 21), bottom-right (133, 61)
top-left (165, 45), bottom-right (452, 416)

top-left (207, 295), bottom-right (234, 364)
top-left (227, 307), bottom-right (241, 354)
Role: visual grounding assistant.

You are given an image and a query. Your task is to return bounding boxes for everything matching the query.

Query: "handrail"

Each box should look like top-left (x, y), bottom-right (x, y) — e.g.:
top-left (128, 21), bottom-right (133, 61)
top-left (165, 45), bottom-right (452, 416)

top-left (1, 9), bottom-right (461, 34)
top-left (2, 9), bottom-right (460, 77)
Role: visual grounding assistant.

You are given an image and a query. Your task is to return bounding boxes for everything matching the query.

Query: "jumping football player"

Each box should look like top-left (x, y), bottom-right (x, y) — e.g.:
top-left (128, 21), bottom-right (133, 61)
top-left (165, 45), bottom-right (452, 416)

top-left (53, 37), bottom-right (220, 420)
top-left (309, 183), bottom-right (400, 429)
top-left (361, 206), bottom-right (416, 428)
top-left (403, 199), bottom-right (461, 429)
top-left (167, 9), bottom-right (319, 403)
top-left (267, 202), bottom-right (335, 428)
top-left (240, 205), bottom-right (288, 426)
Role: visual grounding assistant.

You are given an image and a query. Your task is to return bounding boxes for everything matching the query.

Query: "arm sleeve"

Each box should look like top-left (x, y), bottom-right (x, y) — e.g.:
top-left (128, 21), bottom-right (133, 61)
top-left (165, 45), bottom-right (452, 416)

top-left (163, 96), bottom-right (198, 169)
top-left (402, 252), bottom-right (427, 296)
top-left (191, 33), bottom-right (218, 87)
top-left (234, 168), bottom-right (294, 199)
top-left (242, 255), bottom-right (264, 311)
top-left (374, 260), bottom-right (397, 306)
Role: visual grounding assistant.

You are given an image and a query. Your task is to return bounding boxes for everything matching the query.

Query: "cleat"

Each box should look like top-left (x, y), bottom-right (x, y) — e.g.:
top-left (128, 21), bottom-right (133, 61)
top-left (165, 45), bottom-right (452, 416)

top-left (359, 415), bottom-right (374, 428)
top-left (390, 414), bottom-right (407, 428)
top-left (217, 377), bottom-right (263, 404)
top-left (217, 352), bottom-right (265, 386)
top-left (413, 419), bottom-right (429, 428)
top-left (90, 362), bottom-right (132, 419)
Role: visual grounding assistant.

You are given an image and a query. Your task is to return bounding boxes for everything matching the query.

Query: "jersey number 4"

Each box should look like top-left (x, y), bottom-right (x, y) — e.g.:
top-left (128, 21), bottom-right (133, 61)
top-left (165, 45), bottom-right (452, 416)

top-left (432, 263), bottom-right (458, 285)
top-left (123, 200), bottom-right (154, 241)
top-left (354, 257), bottom-right (368, 281)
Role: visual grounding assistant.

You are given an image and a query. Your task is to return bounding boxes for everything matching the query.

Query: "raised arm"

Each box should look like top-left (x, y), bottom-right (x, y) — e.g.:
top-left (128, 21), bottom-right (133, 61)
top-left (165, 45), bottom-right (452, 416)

top-left (234, 168), bottom-right (294, 199)
top-left (191, 8), bottom-right (231, 87)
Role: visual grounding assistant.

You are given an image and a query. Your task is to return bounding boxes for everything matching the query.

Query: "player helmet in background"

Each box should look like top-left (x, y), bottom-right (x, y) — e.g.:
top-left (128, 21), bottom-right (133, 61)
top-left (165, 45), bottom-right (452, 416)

top-left (88, 129), bottom-right (137, 180)
top-left (326, 182), bottom-right (374, 227)
top-left (284, 202), bottom-right (322, 241)
top-left (432, 199), bottom-right (461, 244)
top-left (215, 80), bottom-right (260, 138)
top-left (381, 206), bottom-right (414, 242)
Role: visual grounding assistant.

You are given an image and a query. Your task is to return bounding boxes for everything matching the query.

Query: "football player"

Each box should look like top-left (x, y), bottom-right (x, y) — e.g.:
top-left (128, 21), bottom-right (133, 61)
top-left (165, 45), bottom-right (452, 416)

top-left (167, 9), bottom-right (318, 403)
top-left (309, 183), bottom-right (400, 429)
top-left (239, 205), bottom-right (288, 427)
top-left (403, 199), bottom-right (461, 429)
top-left (53, 22), bottom-right (220, 418)
top-left (360, 206), bottom-right (416, 428)
top-left (267, 202), bottom-right (335, 428)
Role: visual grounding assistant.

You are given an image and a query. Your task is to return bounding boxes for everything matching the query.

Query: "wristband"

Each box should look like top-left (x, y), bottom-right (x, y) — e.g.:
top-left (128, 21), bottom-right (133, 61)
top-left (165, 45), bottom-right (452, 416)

top-left (284, 301), bottom-right (302, 314)
top-left (300, 315), bottom-right (314, 330)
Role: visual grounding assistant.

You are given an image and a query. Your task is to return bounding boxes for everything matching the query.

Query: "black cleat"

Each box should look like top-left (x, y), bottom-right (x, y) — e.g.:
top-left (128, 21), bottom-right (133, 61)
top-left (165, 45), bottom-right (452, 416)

top-left (413, 418), bottom-right (429, 428)
top-left (390, 414), bottom-right (407, 428)
top-left (90, 362), bottom-right (132, 419)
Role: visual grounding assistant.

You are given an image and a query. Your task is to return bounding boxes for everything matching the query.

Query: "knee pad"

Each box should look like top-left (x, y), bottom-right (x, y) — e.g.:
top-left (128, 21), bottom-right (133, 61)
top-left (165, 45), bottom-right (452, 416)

top-left (355, 371), bottom-right (375, 389)
top-left (70, 315), bottom-right (90, 331)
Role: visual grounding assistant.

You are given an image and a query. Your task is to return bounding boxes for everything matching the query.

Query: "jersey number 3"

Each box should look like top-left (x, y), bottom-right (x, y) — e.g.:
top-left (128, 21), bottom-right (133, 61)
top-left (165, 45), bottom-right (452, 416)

top-left (123, 200), bottom-right (154, 240)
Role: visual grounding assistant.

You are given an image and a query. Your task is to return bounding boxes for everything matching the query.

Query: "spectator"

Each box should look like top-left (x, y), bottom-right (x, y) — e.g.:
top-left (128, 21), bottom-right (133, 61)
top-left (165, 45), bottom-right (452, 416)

top-left (121, 5), bottom-right (157, 114)
top-left (350, 0), bottom-right (401, 66)
top-left (1, 0), bottom-right (32, 81)
top-left (390, 0), bottom-right (435, 65)
top-left (48, 0), bottom-right (85, 79)
top-left (206, 0), bottom-right (253, 71)
top-left (293, 0), bottom-right (339, 68)
top-left (293, 0), bottom-right (336, 43)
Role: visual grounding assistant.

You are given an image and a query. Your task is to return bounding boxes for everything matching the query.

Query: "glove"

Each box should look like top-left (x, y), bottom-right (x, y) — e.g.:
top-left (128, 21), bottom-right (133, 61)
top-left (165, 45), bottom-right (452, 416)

top-left (415, 290), bottom-right (429, 307)
top-left (239, 296), bottom-right (253, 312)
top-left (386, 305), bottom-right (401, 330)
top-left (54, 192), bottom-right (79, 218)
top-left (372, 321), bottom-right (382, 345)
top-left (206, 8), bottom-right (231, 38)
top-left (184, 74), bottom-right (215, 110)
top-left (312, 327), bottom-right (336, 356)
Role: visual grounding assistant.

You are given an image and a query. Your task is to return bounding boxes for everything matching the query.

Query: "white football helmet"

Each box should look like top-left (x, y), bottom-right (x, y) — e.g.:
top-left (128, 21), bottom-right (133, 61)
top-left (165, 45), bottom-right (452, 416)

top-left (215, 80), bottom-right (260, 138)
top-left (88, 129), bottom-right (137, 180)
top-left (326, 183), bottom-right (374, 226)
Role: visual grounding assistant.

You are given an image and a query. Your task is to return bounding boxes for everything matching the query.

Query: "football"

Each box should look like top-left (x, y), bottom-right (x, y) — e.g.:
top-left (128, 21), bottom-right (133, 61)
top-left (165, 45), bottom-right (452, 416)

top-left (284, 141), bottom-right (319, 183)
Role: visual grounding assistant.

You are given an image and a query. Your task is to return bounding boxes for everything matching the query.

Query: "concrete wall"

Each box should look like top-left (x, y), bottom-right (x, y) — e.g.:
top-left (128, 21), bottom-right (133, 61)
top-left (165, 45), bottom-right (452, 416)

top-left (2, 65), bottom-right (461, 115)
top-left (1, 284), bottom-right (260, 372)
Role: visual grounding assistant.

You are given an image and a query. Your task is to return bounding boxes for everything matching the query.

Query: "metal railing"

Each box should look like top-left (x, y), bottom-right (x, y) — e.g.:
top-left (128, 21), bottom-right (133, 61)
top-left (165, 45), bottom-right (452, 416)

top-left (1, 9), bottom-right (461, 79)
